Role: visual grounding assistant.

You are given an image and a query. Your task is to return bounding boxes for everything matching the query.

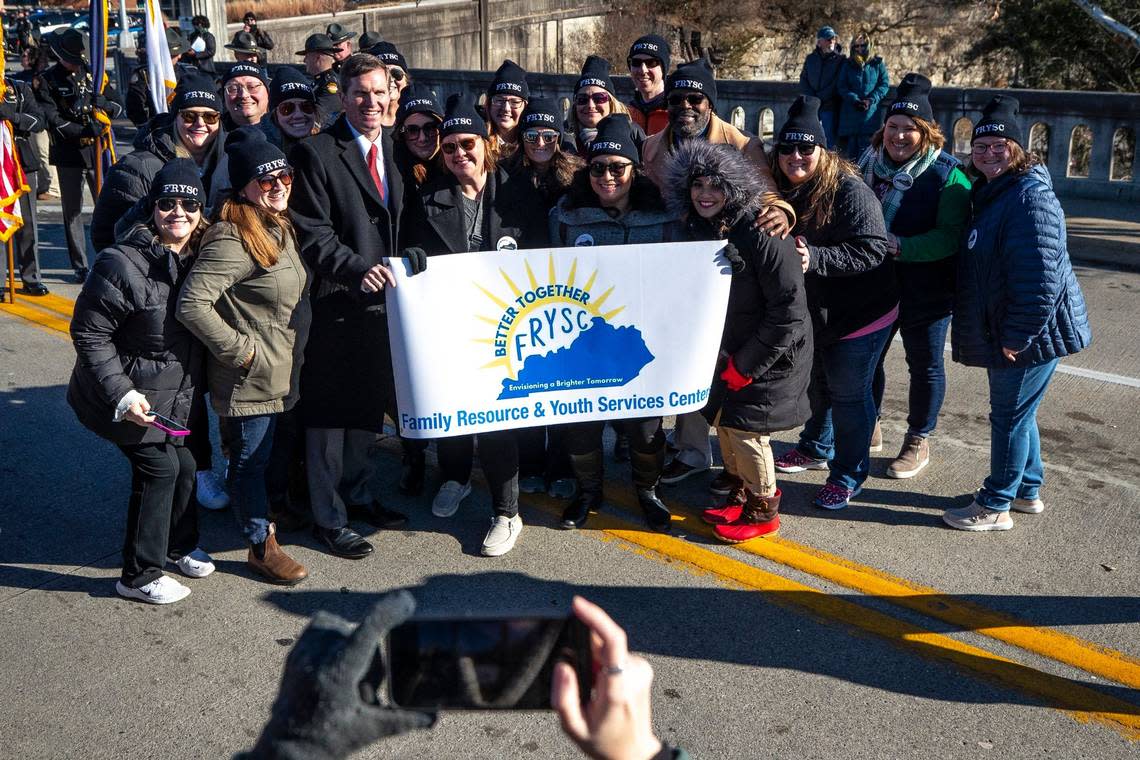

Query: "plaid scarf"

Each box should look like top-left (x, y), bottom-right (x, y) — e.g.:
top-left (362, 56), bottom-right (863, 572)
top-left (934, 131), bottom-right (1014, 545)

top-left (858, 145), bottom-right (939, 228)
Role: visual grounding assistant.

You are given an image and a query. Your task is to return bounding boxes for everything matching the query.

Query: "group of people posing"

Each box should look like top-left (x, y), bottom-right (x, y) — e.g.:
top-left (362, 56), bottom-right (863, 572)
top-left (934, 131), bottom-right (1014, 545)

top-left (63, 31), bottom-right (1091, 605)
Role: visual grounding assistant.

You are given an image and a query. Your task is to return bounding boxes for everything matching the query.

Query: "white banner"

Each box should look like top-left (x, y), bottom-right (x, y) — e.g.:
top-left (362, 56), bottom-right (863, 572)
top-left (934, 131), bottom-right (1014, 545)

top-left (386, 241), bottom-right (731, 438)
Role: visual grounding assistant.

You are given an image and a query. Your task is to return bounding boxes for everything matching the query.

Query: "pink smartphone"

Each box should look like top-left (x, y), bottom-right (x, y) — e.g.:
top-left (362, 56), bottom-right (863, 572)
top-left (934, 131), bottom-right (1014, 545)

top-left (151, 413), bottom-right (191, 437)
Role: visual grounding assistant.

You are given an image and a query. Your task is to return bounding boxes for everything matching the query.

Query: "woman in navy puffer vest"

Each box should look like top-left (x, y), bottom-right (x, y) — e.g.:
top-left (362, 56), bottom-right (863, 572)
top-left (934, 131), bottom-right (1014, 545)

top-left (945, 96), bottom-right (1091, 533)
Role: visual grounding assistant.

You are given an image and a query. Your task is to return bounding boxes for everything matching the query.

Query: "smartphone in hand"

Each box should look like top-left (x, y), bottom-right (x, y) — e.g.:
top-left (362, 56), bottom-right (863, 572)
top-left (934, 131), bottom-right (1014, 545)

top-left (386, 613), bottom-right (592, 710)
top-left (150, 413), bottom-right (191, 437)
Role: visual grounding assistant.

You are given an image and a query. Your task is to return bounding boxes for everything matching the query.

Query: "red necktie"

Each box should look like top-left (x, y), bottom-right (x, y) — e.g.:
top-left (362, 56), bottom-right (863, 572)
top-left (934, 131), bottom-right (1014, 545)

top-left (367, 143), bottom-right (386, 204)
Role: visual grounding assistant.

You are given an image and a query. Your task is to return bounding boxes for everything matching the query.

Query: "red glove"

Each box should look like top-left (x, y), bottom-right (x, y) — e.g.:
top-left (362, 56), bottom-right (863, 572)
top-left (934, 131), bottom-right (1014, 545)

top-left (720, 357), bottom-right (752, 392)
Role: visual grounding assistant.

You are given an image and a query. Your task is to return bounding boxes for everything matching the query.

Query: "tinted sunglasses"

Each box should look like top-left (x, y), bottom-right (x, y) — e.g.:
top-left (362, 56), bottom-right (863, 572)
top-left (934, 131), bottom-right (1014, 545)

top-left (628, 56), bottom-right (662, 70)
top-left (589, 160), bottom-right (632, 178)
top-left (667, 93), bottom-right (705, 108)
top-left (440, 137), bottom-right (479, 155)
top-left (522, 129), bottom-right (560, 145)
top-left (179, 110), bottom-right (220, 125)
top-left (276, 101), bottom-right (316, 116)
top-left (575, 92), bottom-right (611, 107)
top-left (777, 143), bottom-right (817, 156)
top-left (402, 123), bottom-right (440, 140)
top-left (389, 67), bottom-right (406, 82)
top-left (256, 168), bottom-right (294, 192)
top-left (155, 197), bottom-right (202, 213)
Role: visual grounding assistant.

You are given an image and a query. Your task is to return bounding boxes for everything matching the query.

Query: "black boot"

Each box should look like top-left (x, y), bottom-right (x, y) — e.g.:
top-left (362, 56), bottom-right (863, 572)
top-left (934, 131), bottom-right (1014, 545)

top-left (630, 444), bottom-right (671, 533)
top-left (613, 431), bottom-right (630, 462)
top-left (562, 449), bottom-right (604, 529)
top-left (398, 446), bottom-right (426, 496)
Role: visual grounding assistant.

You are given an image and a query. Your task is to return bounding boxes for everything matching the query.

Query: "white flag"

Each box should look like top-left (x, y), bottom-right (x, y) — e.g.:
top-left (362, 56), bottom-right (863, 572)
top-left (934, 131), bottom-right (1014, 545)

top-left (386, 241), bottom-right (732, 438)
top-left (144, 0), bottom-right (176, 115)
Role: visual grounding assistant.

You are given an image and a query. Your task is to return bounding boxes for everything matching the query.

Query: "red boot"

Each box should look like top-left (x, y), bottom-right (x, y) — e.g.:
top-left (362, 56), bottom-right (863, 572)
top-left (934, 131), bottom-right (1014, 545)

top-left (701, 477), bottom-right (747, 525)
top-left (714, 489), bottom-right (781, 543)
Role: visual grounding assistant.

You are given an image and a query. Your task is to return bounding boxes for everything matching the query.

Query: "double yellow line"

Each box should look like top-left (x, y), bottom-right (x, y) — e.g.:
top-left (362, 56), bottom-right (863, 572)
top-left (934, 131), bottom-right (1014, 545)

top-left (514, 480), bottom-right (1140, 740)
top-left (0, 291), bottom-right (74, 336)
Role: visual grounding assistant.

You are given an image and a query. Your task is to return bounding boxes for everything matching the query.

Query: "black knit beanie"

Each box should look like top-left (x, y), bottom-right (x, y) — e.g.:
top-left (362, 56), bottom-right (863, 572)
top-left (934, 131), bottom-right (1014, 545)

top-left (777, 95), bottom-right (827, 146)
top-left (226, 127), bottom-right (288, 190)
top-left (666, 59), bottom-right (717, 111)
top-left (973, 95), bottom-right (1023, 146)
top-left (888, 72), bottom-right (934, 123)
top-left (576, 55), bottom-right (615, 95)
top-left (370, 41), bottom-right (408, 72)
top-left (397, 83), bottom-right (443, 125)
top-left (588, 114), bottom-right (639, 164)
top-left (270, 66), bottom-right (315, 110)
top-left (171, 73), bottom-right (220, 112)
top-left (222, 62), bottom-right (269, 88)
top-left (440, 94), bottom-right (487, 138)
top-left (488, 59), bottom-right (529, 100)
top-left (628, 34), bottom-right (670, 72)
top-left (520, 97), bottom-right (563, 136)
top-left (149, 158), bottom-right (205, 207)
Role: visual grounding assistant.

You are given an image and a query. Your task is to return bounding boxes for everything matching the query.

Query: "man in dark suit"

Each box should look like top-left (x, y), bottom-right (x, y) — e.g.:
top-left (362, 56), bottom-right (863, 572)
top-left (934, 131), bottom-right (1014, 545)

top-left (289, 53), bottom-right (408, 560)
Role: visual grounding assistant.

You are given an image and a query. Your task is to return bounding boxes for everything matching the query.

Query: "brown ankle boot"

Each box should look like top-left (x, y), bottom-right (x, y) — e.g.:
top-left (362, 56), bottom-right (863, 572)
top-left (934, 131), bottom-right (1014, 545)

top-left (713, 488), bottom-right (781, 543)
top-left (248, 523), bottom-right (308, 585)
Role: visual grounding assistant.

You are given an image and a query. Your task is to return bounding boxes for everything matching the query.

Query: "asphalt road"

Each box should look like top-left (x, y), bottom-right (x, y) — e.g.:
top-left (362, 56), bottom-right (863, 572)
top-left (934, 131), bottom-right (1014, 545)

top-left (1, 221), bottom-right (1138, 759)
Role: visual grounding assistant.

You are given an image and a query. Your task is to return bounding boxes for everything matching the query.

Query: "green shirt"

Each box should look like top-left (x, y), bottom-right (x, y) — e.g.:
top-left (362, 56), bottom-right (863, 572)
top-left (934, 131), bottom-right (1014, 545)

top-left (897, 166), bottom-right (971, 263)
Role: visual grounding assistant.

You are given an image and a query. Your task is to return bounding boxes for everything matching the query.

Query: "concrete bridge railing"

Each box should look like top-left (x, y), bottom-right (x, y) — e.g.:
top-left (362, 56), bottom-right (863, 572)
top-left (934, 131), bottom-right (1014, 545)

top-left (414, 69), bottom-right (1140, 204)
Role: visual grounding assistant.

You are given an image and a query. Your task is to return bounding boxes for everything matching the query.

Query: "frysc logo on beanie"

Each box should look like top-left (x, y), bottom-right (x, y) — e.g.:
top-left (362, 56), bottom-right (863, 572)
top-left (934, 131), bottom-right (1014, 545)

top-left (280, 82), bottom-right (309, 96)
top-left (578, 78), bottom-right (607, 89)
top-left (161, 183), bottom-right (201, 198)
top-left (524, 112), bottom-right (556, 125)
top-left (632, 41), bottom-right (660, 55)
top-left (183, 90), bottom-right (216, 104)
top-left (443, 116), bottom-right (474, 130)
top-left (255, 158), bottom-right (288, 176)
top-left (782, 132), bottom-right (816, 144)
top-left (975, 123), bottom-right (1006, 135)
top-left (592, 141), bottom-right (623, 153)
top-left (671, 79), bottom-right (704, 92)
top-left (404, 98), bottom-right (434, 110)
top-left (891, 101), bottom-right (920, 113)
top-left (493, 81), bottom-right (524, 94)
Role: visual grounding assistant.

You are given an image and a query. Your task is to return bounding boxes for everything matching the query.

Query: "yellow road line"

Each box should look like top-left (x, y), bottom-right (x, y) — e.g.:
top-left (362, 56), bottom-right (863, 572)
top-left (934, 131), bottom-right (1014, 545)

top-left (537, 497), bottom-right (1140, 740)
top-left (18, 292), bottom-right (76, 318)
top-left (0, 300), bottom-right (72, 336)
top-left (596, 482), bottom-right (1140, 691)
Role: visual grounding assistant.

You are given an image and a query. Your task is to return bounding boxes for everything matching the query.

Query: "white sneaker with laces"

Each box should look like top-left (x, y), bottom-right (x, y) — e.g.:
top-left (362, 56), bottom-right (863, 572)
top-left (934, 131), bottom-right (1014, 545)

top-left (432, 481), bottom-right (472, 517)
top-left (1011, 497), bottom-right (1045, 514)
top-left (115, 575), bottom-right (192, 605)
top-left (173, 548), bottom-right (216, 578)
top-left (481, 514), bottom-right (523, 557)
top-left (942, 500), bottom-right (1014, 532)
top-left (196, 471), bottom-right (230, 511)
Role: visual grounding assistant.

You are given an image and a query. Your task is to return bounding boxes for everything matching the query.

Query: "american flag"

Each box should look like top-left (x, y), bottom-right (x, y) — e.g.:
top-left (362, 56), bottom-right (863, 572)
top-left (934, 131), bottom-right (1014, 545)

top-left (89, 0), bottom-right (118, 194)
top-left (0, 19), bottom-right (27, 246)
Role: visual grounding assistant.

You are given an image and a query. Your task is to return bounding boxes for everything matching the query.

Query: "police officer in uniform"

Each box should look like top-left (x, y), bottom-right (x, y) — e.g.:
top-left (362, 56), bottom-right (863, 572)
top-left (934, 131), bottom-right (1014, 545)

top-left (225, 31), bottom-right (266, 66)
top-left (325, 23), bottom-right (356, 70)
top-left (2, 75), bottom-right (49, 295)
top-left (297, 34), bottom-right (341, 116)
top-left (33, 28), bottom-right (124, 282)
top-left (126, 27), bottom-right (193, 127)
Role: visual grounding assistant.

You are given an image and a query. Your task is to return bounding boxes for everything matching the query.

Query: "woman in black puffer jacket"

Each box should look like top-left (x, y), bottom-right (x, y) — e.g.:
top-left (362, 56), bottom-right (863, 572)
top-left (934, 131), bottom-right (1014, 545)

top-left (68, 160), bottom-right (213, 606)
top-left (663, 141), bottom-right (812, 542)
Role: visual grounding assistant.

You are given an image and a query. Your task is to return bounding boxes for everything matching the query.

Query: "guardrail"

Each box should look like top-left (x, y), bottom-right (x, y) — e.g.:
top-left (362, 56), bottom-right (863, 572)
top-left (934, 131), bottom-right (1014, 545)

top-left (414, 69), bottom-right (1139, 204)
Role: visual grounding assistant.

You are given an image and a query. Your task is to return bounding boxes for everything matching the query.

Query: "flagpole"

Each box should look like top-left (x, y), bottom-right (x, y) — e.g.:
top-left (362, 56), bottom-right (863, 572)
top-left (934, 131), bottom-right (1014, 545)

top-left (5, 238), bottom-right (15, 304)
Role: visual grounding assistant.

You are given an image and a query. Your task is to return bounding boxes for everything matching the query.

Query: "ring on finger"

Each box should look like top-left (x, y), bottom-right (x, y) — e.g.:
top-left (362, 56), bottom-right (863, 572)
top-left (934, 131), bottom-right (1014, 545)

top-left (602, 661), bottom-right (627, 676)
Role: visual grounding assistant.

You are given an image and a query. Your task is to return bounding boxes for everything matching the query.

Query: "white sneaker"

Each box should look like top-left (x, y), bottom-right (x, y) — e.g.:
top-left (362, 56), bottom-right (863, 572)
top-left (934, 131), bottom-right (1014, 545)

top-left (942, 500), bottom-right (1014, 532)
top-left (481, 514), bottom-right (523, 557)
top-left (432, 481), bottom-right (472, 517)
top-left (196, 471), bottom-right (230, 511)
top-left (116, 575), bottom-right (191, 605)
top-left (173, 548), bottom-right (216, 578)
top-left (1011, 497), bottom-right (1045, 514)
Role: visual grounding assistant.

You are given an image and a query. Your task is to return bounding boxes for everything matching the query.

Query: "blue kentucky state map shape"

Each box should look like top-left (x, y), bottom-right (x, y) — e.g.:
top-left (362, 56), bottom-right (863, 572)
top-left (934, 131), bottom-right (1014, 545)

top-left (499, 317), bottom-right (655, 399)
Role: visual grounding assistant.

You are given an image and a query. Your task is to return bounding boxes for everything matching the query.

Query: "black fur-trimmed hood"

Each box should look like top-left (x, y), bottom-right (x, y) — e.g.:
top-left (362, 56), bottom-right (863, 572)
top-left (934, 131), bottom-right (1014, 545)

top-left (662, 139), bottom-right (766, 223)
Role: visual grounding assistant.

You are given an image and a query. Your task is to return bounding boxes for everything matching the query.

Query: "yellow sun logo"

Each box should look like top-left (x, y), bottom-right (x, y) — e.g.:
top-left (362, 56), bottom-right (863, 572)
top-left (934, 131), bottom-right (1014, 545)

top-left (472, 253), bottom-right (627, 380)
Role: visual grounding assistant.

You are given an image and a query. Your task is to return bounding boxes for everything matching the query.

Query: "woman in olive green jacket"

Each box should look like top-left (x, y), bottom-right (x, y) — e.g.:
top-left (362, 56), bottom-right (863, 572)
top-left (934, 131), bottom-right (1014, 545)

top-left (177, 128), bottom-right (311, 585)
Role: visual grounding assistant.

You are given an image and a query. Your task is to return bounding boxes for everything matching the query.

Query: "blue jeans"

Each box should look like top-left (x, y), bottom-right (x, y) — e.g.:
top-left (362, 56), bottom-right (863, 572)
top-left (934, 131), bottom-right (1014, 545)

top-left (221, 413), bottom-right (278, 545)
top-left (976, 359), bottom-right (1059, 511)
top-left (819, 110), bottom-right (838, 149)
top-left (873, 315), bottom-right (951, 437)
top-left (798, 324), bottom-right (893, 491)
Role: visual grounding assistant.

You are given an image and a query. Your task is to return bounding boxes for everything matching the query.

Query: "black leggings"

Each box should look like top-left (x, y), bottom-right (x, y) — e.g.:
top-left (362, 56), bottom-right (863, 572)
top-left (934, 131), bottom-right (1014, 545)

top-left (117, 443), bottom-right (198, 588)
top-left (436, 432), bottom-right (519, 517)
top-left (563, 417), bottom-right (664, 458)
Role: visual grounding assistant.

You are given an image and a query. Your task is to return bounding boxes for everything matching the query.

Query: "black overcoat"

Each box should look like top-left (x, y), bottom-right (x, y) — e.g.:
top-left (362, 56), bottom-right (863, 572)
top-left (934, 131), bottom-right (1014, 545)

top-left (288, 115), bottom-right (405, 430)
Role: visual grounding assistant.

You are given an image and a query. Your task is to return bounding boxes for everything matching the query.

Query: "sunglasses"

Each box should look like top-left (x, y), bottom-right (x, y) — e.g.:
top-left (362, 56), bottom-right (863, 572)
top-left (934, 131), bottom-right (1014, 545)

top-left (589, 161), bottom-right (632, 178)
top-left (256, 168), bottom-right (294, 192)
top-left (440, 137), bottom-right (479, 155)
top-left (667, 93), bottom-right (706, 108)
top-left (522, 129), bottom-right (560, 145)
top-left (155, 197), bottom-right (202, 213)
top-left (402, 122), bottom-right (440, 140)
top-left (777, 143), bottom-right (817, 156)
top-left (389, 67), bottom-right (406, 82)
top-left (575, 92), bottom-right (611, 108)
top-left (179, 110), bottom-right (220, 125)
top-left (276, 101), bottom-right (316, 117)
top-left (628, 56), bottom-right (662, 70)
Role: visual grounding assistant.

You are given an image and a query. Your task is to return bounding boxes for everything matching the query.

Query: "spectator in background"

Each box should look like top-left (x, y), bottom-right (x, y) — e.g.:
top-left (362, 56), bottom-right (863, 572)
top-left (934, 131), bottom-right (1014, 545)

top-left (14, 46), bottom-right (58, 200)
top-left (242, 12), bottom-right (275, 59)
top-left (798, 26), bottom-right (844, 148)
top-left (325, 23), bottom-right (355, 66)
top-left (226, 31), bottom-right (266, 66)
top-left (837, 31), bottom-right (889, 160)
top-left (626, 34), bottom-right (670, 136)
top-left (486, 59), bottom-right (528, 151)
top-left (297, 34), bottom-right (341, 116)
top-left (2, 73), bottom-right (49, 296)
top-left (358, 30), bottom-right (383, 52)
top-left (371, 41), bottom-right (410, 127)
top-left (184, 15), bottom-right (216, 76)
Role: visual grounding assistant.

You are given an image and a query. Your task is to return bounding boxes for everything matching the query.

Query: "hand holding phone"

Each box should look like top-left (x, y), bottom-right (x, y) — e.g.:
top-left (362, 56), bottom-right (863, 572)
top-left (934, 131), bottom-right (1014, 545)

top-left (150, 412), bottom-right (191, 437)
top-left (552, 597), bottom-right (664, 760)
top-left (122, 397), bottom-right (154, 428)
